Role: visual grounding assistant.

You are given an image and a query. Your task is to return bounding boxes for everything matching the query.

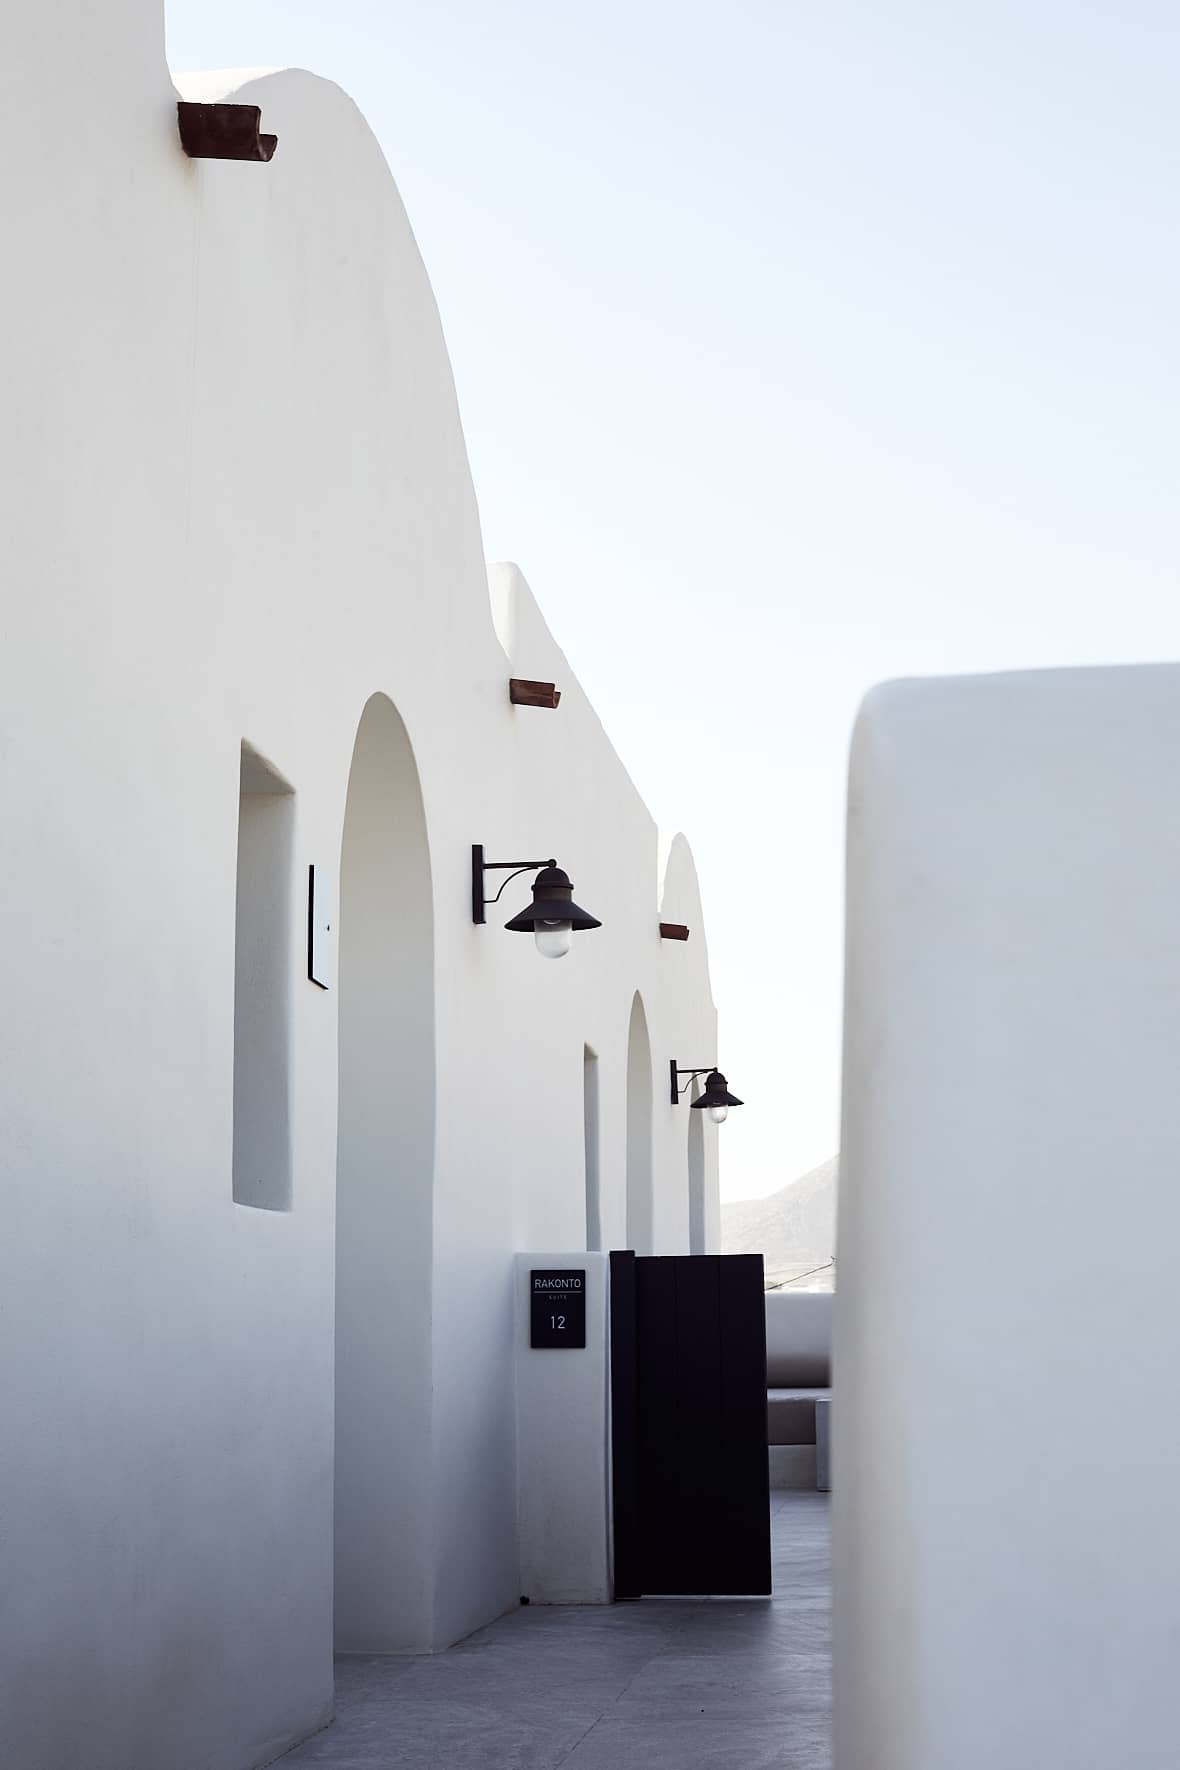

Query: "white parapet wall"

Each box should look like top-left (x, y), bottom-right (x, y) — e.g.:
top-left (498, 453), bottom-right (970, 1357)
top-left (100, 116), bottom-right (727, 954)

top-left (835, 664), bottom-right (1180, 1770)
top-left (515, 1253), bottom-right (612, 1605)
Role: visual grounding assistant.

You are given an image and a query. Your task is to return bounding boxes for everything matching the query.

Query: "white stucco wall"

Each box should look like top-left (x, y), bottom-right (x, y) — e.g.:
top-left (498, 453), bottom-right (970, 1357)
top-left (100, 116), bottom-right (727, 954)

top-left (0, 10), bottom-right (722, 1769)
top-left (835, 664), bottom-right (1180, 1770)
top-left (515, 1253), bottom-right (612, 1606)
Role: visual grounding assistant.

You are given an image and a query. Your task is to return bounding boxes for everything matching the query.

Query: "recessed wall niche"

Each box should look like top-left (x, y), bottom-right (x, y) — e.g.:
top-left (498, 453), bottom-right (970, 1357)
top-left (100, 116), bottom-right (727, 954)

top-left (232, 742), bottom-right (295, 1211)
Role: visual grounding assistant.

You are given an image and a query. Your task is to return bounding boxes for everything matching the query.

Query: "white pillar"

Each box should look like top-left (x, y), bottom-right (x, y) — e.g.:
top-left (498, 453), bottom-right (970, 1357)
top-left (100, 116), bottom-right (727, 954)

top-left (515, 1251), bottom-right (611, 1604)
top-left (836, 666), bottom-right (1180, 1770)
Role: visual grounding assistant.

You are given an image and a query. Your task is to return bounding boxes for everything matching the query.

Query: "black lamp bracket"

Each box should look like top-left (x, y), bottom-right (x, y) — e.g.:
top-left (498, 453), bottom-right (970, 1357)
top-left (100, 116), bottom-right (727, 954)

top-left (670, 1062), bottom-right (719, 1106)
top-left (472, 844), bottom-right (556, 925)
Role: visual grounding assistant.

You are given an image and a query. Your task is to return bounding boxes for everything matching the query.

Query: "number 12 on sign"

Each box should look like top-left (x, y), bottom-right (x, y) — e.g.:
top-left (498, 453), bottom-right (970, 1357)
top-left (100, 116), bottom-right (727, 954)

top-left (530, 1270), bottom-right (586, 1348)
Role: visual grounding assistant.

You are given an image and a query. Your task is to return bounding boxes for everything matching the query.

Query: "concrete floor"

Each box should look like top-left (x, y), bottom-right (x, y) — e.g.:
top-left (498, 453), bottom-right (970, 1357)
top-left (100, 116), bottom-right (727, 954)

top-left (276, 1491), bottom-right (831, 1769)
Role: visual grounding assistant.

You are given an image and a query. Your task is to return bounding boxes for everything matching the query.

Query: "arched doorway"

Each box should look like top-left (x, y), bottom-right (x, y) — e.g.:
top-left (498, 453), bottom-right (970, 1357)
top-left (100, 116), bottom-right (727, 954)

top-left (687, 1085), bottom-right (706, 1254)
top-left (584, 1045), bottom-right (602, 1252)
top-left (334, 693), bottom-right (434, 1652)
top-left (625, 993), bottom-right (653, 1254)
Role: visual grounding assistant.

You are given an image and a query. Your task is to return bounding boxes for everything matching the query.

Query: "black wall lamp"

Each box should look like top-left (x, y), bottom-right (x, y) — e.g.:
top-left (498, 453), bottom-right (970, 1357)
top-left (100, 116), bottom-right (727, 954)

top-left (670, 1063), bottom-right (744, 1123)
top-left (472, 845), bottom-right (602, 959)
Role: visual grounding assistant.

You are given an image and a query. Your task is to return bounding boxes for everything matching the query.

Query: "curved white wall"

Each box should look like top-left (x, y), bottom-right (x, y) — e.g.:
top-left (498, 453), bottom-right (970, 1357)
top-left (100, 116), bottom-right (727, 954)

top-left (660, 833), bottom-right (721, 1252)
top-left (625, 993), bottom-right (655, 1254)
top-left (0, 10), bottom-right (724, 1769)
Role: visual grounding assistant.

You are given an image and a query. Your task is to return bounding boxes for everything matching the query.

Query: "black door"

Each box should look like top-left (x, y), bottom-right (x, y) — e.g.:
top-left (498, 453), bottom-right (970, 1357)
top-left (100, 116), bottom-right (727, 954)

top-left (610, 1251), bottom-right (770, 1598)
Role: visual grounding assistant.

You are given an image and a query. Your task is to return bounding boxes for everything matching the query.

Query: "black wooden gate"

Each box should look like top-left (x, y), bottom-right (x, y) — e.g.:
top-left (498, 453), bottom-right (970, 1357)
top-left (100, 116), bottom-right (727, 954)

top-left (610, 1251), bottom-right (770, 1598)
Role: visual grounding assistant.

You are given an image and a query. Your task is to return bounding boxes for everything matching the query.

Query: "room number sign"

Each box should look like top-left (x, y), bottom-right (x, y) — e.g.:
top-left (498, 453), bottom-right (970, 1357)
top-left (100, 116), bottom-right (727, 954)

top-left (530, 1269), bottom-right (586, 1349)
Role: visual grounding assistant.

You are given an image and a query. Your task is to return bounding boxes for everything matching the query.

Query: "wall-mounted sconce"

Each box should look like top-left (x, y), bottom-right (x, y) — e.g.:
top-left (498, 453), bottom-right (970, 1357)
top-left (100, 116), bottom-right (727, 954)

top-left (472, 845), bottom-right (602, 959)
top-left (509, 678), bottom-right (561, 709)
top-left (670, 1062), bottom-right (744, 1123)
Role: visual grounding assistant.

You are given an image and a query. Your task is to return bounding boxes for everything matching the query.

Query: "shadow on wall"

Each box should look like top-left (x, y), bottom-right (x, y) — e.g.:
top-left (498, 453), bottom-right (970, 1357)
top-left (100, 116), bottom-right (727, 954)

top-left (233, 742), bottom-right (295, 1212)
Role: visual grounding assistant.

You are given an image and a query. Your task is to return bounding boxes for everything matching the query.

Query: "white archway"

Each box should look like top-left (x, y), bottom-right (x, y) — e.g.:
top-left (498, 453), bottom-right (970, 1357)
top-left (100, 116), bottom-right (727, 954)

top-left (584, 1045), bottom-right (602, 1252)
top-left (334, 693), bottom-right (435, 1652)
top-left (687, 1086), bottom-right (706, 1254)
top-left (625, 993), bottom-right (653, 1254)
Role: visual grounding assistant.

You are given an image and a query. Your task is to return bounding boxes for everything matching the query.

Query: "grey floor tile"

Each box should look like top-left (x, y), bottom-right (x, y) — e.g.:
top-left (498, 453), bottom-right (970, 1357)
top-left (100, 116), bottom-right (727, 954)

top-left (558, 1712), bottom-right (832, 1769)
top-left (613, 1651), bottom-right (830, 1711)
top-left (276, 1496), bottom-right (832, 1770)
top-left (277, 1698), bottom-right (600, 1767)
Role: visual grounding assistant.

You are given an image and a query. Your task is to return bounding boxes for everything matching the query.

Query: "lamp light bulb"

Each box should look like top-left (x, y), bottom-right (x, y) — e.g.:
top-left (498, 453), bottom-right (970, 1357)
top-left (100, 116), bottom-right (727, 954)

top-left (534, 919), bottom-right (573, 960)
top-left (709, 1103), bottom-right (729, 1124)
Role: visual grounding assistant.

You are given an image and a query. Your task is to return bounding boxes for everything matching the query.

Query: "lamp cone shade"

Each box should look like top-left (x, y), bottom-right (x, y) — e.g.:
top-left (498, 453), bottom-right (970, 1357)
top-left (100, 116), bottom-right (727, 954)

top-left (691, 1069), bottom-right (744, 1109)
top-left (503, 865), bottom-right (602, 933)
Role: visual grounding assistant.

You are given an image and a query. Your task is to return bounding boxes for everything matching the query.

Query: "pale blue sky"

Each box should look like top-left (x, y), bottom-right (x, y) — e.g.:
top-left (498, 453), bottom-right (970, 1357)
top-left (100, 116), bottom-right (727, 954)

top-left (168, 1), bottom-right (1180, 1200)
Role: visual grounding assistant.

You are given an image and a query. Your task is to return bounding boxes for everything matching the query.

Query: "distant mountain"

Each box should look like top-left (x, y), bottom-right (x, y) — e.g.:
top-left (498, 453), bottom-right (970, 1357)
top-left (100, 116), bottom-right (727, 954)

top-left (721, 1156), bottom-right (838, 1289)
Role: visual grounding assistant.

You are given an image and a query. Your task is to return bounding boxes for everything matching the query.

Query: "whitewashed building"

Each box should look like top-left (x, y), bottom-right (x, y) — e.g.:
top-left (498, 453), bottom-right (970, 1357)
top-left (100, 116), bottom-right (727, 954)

top-left (0, 7), bottom-right (724, 1767)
